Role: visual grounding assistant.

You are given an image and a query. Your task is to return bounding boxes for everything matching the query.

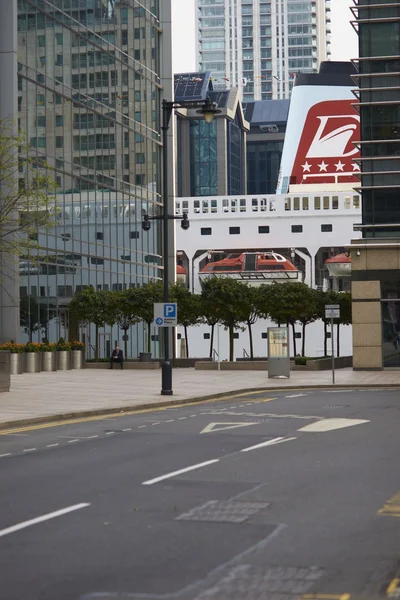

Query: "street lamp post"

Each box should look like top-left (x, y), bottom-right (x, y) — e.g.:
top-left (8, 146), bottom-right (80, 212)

top-left (143, 97), bottom-right (220, 395)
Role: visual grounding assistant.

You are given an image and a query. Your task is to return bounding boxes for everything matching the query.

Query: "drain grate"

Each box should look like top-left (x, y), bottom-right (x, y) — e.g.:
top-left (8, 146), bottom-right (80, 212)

top-left (176, 500), bottom-right (270, 523)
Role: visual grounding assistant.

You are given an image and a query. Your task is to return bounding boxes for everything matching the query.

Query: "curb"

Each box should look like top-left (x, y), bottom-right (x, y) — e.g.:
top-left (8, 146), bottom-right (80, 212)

top-left (1, 383), bottom-right (399, 431)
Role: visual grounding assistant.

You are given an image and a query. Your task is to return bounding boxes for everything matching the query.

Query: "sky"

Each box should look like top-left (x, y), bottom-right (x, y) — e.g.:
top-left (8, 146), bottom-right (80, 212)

top-left (171, 0), bottom-right (358, 73)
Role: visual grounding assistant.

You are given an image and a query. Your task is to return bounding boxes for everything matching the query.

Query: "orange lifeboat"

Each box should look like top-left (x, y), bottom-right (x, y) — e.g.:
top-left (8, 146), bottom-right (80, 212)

top-left (325, 253), bottom-right (351, 277)
top-left (176, 264), bottom-right (187, 285)
top-left (199, 251), bottom-right (301, 286)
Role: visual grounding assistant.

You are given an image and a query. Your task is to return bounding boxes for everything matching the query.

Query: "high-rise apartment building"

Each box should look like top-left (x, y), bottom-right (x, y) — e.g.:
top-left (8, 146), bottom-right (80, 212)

top-left (0, 0), bottom-right (172, 355)
top-left (196, 0), bottom-right (331, 101)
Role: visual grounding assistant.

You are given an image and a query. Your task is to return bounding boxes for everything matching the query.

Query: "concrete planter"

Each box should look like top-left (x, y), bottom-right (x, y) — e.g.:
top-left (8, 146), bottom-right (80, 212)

top-left (139, 352), bottom-right (152, 362)
top-left (10, 353), bottom-right (24, 375)
top-left (71, 350), bottom-right (84, 369)
top-left (24, 352), bottom-right (41, 373)
top-left (56, 350), bottom-right (71, 370)
top-left (41, 351), bottom-right (57, 372)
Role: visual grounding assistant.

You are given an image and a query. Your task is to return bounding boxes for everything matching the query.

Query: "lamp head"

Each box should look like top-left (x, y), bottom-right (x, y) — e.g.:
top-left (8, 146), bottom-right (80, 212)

top-left (196, 97), bottom-right (221, 123)
top-left (142, 215), bottom-right (151, 231)
top-left (181, 212), bottom-right (190, 231)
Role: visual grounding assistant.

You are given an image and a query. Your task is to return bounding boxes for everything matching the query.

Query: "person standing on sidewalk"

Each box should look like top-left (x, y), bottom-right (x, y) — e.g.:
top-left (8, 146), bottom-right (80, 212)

top-left (109, 346), bottom-right (124, 369)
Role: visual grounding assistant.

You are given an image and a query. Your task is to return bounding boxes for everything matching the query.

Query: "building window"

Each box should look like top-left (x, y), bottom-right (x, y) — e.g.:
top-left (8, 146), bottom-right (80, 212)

top-left (135, 174), bottom-right (145, 185)
top-left (122, 30), bottom-right (128, 45)
top-left (55, 115), bottom-right (63, 127)
top-left (190, 119), bottom-right (217, 196)
top-left (151, 335), bottom-right (159, 342)
top-left (55, 33), bottom-right (63, 45)
top-left (56, 136), bottom-right (63, 148)
top-left (258, 225), bottom-right (270, 234)
top-left (291, 225), bottom-right (303, 233)
top-left (201, 227), bottom-right (212, 235)
top-left (136, 153), bottom-right (145, 164)
top-left (30, 137), bottom-right (46, 148)
top-left (204, 333), bottom-right (210, 340)
top-left (36, 94), bottom-right (45, 106)
top-left (229, 226), bottom-right (240, 235)
top-left (233, 333), bottom-right (239, 339)
top-left (36, 116), bottom-right (46, 127)
top-left (55, 54), bottom-right (63, 66)
top-left (130, 231), bottom-right (139, 239)
top-left (321, 224), bottom-right (333, 232)
top-left (96, 232), bottom-right (103, 240)
top-left (38, 35), bottom-right (45, 47)
top-left (262, 332), bottom-right (267, 339)
top-left (90, 258), bottom-right (104, 265)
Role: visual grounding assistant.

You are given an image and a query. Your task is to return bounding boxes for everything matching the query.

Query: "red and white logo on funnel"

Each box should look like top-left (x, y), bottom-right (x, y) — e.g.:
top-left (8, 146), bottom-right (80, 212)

top-left (291, 99), bottom-right (360, 185)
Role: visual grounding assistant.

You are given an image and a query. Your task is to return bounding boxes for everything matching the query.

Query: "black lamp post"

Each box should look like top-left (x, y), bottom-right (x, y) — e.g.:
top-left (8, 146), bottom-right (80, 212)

top-left (142, 96), bottom-right (220, 396)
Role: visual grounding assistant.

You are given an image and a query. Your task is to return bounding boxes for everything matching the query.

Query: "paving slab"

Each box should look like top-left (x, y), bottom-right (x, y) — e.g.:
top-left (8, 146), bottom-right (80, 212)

top-left (0, 367), bottom-right (399, 427)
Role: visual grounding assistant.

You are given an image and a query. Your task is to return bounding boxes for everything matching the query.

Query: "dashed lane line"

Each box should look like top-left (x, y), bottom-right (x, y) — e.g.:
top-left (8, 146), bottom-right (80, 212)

top-left (23, 448), bottom-right (36, 453)
top-left (0, 503), bottom-right (90, 538)
top-left (122, 428), bottom-right (132, 432)
top-left (68, 439), bottom-right (79, 443)
top-left (46, 443), bottom-right (59, 448)
top-left (0, 453), bottom-right (11, 458)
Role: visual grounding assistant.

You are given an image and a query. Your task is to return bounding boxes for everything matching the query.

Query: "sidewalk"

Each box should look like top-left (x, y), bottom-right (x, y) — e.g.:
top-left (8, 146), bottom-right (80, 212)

top-left (0, 367), bottom-right (399, 428)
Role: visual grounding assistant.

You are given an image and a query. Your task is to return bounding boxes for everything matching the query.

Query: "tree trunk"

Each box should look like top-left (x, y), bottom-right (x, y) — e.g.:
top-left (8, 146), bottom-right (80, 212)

top-left (302, 322), bottom-right (306, 357)
top-left (291, 322), bottom-right (297, 357)
top-left (248, 321), bottom-right (254, 359)
top-left (229, 325), bottom-right (234, 362)
top-left (147, 322), bottom-right (151, 353)
top-left (184, 325), bottom-right (189, 358)
top-left (336, 323), bottom-right (340, 358)
top-left (209, 323), bottom-right (215, 359)
top-left (95, 323), bottom-right (99, 360)
top-left (124, 329), bottom-right (128, 360)
top-left (324, 321), bottom-right (328, 357)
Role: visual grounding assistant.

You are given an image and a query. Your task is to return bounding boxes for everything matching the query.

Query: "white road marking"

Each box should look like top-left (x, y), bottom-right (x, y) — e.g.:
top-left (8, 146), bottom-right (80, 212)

top-left (299, 418), bottom-right (370, 433)
top-left (87, 435), bottom-right (98, 439)
top-left (200, 422), bottom-right (256, 434)
top-left (241, 437), bottom-right (297, 453)
top-left (105, 432), bottom-right (115, 436)
top-left (165, 420), bottom-right (174, 423)
top-left (178, 417), bottom-right (187, 420)
top-left (190, 415), bottom-right (196, 418)
top-left (246, 403), bottom-right (253, 406)
top-left (46, 444), bottom-right (59, 448)
top-left (324, 390), bottom-right (354, 394)
top-left (0, 453), bottom-right (11, 458)
top-left (122, 428), bottom-right (132, 432)
top-left (152, 422), bottom-right (160, 426)
top-left (0, 503), bottom-right (90, 538)
top-left (23, 448), bottom-right (36, 453)
top-left (286, 393), bottom-right (307, 398)
top-left (142, 459), bottom-right (219, 486)
top-left (68, 439), bottom-right (79, 443)
top-left (138, 425), bottom-right (147, 429)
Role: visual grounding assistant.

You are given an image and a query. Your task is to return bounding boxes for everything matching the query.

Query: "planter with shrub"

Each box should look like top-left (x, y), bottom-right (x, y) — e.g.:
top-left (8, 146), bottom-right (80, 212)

top-left (40, 342), bottom-right (57, 372)
top-left (24, 342), bottom-right (41, 373)
top-left (70, 340), bottom-right (85, 369)
top-left (56, 338), bottom-right (71, 371)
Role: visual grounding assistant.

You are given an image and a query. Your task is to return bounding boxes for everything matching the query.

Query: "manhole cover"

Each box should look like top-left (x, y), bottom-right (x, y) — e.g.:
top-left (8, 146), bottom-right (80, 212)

top-left (176, 500), bottom-right (270, 523)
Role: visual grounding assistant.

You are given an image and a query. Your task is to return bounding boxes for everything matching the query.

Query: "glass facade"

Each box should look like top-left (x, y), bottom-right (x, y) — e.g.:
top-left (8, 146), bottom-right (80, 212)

top-left (17, 0), bottom-right (165, 358)
top-left (227, 116), bottom-right (243, 195)
top-left (190, 120), bottom-right (218, 196)
top-left (355, 0), bottom-right (400, 237)
top-left (247, 140), bottom-right (283, 194)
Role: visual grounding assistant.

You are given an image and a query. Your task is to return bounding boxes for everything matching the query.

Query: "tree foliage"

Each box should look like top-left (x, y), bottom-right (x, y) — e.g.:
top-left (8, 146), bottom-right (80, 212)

top-left (134, 281), bottom-right (163, 353)
top-left (0, 118), bottom-right (57, 256)
top-left (170, 283), bottom-right (202, 358)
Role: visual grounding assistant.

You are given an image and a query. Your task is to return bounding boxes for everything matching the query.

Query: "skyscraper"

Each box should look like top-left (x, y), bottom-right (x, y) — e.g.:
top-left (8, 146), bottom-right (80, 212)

top-left (0, 0), bottom-right (172, 356)
top-left (196, 0), bottom-right (331, 101)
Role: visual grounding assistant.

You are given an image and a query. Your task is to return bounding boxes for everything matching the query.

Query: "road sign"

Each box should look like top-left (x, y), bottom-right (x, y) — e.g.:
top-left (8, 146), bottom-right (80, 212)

top-left (153, 303), bottom-right (178, 327)
top-left (325, 304), bottom-right (340, 319)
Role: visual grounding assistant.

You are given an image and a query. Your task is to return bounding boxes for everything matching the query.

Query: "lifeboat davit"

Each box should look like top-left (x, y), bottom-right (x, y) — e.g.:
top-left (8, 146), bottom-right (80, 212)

top-left (325, 253), bottom-right (351, 277)
top-left (199, 251), bottom-right (302, 286)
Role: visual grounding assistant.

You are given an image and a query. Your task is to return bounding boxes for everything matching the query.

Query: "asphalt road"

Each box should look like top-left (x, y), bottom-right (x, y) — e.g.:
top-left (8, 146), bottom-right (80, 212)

top-left (0, 388), bottom-right (400, 600)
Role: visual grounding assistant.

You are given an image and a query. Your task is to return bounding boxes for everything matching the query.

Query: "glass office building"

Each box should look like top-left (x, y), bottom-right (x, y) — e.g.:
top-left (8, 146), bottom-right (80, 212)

top-left (196, 0), bottom-right (331, 101)
top-left (11, 0), bottom-right (171, 358)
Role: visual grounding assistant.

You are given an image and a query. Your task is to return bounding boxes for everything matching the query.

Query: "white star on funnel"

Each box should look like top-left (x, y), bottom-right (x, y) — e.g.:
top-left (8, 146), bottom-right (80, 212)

top-left (334, 160), bottom-right (345, 171)
top-left (318, 161), bottom-right (328, 172)
top-left (302, 162), bottom-right (311, 172)
top-left (352, 163), bottom-right (360, 171)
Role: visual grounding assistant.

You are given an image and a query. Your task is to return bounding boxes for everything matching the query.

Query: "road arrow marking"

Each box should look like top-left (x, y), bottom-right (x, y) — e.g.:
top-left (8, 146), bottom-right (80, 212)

top-left (298, 418), bottom-right (370, 433)
top-left (200, 422), bottom-right (256, 434)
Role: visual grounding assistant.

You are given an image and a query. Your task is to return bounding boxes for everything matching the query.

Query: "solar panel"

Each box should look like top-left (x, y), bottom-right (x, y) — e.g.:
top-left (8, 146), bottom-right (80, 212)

top-left (174, 72), bottom-right (212, 102)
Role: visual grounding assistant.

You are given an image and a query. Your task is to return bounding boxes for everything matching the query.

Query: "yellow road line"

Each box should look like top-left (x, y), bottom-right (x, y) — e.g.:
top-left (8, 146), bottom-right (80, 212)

top-left (302, 594), bottom-right (350, 600)
top-left (378, 490), bottom-right (400, 518)
top-left (0, 392), bottom-right (277, 435)
top-left (387, 578), bottom-right (400, 596)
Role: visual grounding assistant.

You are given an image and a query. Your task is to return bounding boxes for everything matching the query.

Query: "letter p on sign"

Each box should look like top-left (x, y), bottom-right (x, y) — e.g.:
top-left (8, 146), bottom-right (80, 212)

top-left (164, 304), bottom-right (176, 318)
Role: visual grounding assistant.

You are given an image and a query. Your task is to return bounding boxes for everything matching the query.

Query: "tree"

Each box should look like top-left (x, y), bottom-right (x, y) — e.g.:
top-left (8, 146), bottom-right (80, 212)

top-left (135, 281), bottom-right (163, 354)
top-left (200, 278), bottom-right (247, 361)
top-left (20, 295), bottom-right (56, 342)
top-left (69, 287), bottom-right (115, 359)
top-left (237, 285), bottom-right (261, 359)
top-left (170, 284), bottom-right (202, 358)
top-left (0, 119), bottom-right (56, 256)
top-left (111, 290), bottom-right (140, 359)
top-left (258, 283), bottom-right (318, 357)
top-left (199, 292), bottom-right (222, 359)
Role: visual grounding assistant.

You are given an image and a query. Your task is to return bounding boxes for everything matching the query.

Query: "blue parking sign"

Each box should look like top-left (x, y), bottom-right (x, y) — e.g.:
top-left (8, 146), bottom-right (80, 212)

top-left (164, 304), bottom-right (177, 318)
